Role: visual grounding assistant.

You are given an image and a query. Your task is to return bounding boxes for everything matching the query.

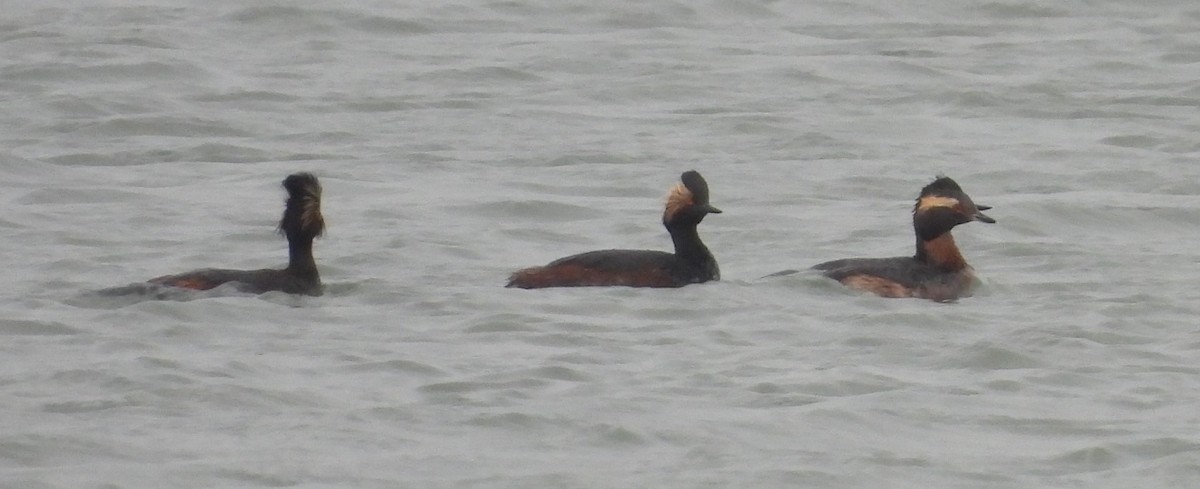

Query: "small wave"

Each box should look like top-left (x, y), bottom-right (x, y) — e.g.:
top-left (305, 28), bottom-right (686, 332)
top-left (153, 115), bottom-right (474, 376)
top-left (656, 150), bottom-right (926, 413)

top-left (342, 359), bottom-right (446, 376)
top-left (0, 319), bottom-right (81, 336)
top-left (1099, 134), bottom-right (1161, 150)
top-left (975, 2), bottom-right (1070, 19)
top-left (42, 398), bottom-right (132, 414)
top-left (951, 342), bottom-right (1043, 370)
top-left (445, 200), bottom-right (606, 221)
top-left (68, 282), bottom-right (257, 308)
top-left (51, 116), bottom-right (251, 138)
top-left (16, 187), bottom-right (153, 205)
top-left (3, 61), bottom-right (207, 83)
top-left (411, 66), bottom-right (545, 84)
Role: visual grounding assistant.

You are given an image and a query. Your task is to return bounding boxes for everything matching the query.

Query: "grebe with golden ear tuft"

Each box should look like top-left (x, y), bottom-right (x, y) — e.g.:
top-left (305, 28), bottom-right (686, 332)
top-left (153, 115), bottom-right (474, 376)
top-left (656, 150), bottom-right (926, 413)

top-left (138, 172), bottom-right (326, 296)
top-left (507, 170), bottom-right (722, 289)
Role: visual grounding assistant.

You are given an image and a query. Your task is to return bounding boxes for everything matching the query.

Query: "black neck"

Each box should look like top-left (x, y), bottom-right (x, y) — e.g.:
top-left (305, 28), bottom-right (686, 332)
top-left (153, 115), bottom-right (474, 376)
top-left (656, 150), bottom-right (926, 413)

top-left (667, 222), bottom-right (715, 266)
top-left (286, 233), bottom-right (319, 280)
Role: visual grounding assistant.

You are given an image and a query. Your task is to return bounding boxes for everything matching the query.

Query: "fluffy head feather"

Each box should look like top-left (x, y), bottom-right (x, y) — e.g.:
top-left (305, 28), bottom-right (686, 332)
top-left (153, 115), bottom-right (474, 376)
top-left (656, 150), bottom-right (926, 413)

top-left (279, 172), bottom-right (325, 238)
top-left (663, 182), bottom-right (694, 223)
top-left (914, 176), bottom-right (965, 213)
top-left (663, 170), bottom-right (719, 223)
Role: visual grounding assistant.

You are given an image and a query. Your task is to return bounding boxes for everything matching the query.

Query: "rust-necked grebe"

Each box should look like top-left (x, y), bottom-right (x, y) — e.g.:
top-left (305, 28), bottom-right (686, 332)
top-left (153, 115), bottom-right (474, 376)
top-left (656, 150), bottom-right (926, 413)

top-left (144, 172), bottom-right (326, 296)
top-left (507, 170), bottom-right (722, 289)
top-left (812, 176), bottom-right (995, 302)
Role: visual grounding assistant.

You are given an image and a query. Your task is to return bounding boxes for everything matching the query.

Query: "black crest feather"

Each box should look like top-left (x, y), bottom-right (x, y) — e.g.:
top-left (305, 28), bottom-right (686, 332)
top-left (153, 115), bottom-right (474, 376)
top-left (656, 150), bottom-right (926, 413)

top-left (681, 170), bottom-right (710, 205)
top-left (919, 176), bottom-right (964, 198)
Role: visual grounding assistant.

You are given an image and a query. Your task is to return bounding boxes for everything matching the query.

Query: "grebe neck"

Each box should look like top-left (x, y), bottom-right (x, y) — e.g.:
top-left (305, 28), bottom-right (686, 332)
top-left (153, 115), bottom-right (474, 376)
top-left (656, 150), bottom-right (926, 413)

top-left (668, 223), bottom-right (715, 266)
top-left (915, 232), bottom-right (968, 271)
top-left (286, 234), bottom-right (319, 280)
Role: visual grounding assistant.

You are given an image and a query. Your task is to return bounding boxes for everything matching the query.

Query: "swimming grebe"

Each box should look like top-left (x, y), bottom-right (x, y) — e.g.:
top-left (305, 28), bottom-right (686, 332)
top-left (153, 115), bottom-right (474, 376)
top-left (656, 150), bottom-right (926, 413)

top-left (144, 172), bottom-right (326, 296)
top-left (812, 176), bottom-right (994, 302)
top-left (507, 170), bottom-right (722, 288)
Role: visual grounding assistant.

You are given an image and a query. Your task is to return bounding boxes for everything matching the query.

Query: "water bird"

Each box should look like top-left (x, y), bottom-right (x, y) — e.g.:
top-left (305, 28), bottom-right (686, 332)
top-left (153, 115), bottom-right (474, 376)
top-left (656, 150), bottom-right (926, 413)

top-left (811, 176), bottom-right (995, 302)
top-left (130, 172), bottom-right (326, 296)
top-left (507, 170), bottom-right (721, 289)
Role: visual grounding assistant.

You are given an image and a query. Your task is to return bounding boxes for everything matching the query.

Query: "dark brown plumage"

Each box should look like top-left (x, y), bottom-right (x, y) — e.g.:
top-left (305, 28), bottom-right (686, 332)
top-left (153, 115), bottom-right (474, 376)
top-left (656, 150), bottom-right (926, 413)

top-left (507, 170), bottom-right (722, 289)
top-left (813, 176), bottom-right (995, 302)
top-left (144, 172), bottom-right (326, 296)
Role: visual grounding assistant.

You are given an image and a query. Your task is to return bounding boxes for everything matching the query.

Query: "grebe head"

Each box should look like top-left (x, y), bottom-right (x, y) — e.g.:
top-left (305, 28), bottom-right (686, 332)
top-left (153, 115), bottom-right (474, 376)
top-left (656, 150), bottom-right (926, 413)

top-left (279, 172), bottom-right (325, 239)
top-left (912, 176), bottom-right (994, 241)
top-left (663, 170), bottom-right (722, 226)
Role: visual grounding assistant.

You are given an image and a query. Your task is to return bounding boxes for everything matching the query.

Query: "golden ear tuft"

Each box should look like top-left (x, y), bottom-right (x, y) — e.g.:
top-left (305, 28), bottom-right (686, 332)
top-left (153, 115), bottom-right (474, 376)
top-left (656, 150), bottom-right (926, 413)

top-left (299, 185), bottom-right (323, 234)
top-left (663, 182), bottom-right (694, 221)
top-left (280, 173), bottom-right (325, 237)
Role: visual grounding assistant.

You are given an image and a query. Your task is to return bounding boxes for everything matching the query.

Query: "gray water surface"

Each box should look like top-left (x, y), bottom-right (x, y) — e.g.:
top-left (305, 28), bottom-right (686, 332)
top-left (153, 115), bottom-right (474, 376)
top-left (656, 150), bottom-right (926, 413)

top-left (3, 1), bottom-right (1200, 488)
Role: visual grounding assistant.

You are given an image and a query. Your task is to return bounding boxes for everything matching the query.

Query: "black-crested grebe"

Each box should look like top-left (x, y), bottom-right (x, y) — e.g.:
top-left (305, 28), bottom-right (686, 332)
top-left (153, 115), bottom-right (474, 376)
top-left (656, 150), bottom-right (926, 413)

top-left (812, 176), bottom-right (994, 302)
top-left (507, 170), bottom-right (721, 289)
top-left (144, 172), bottom-right (326, 296)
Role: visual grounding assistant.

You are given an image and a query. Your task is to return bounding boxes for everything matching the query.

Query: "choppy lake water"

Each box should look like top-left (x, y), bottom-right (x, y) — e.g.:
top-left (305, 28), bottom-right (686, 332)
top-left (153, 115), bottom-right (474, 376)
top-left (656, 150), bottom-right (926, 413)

top-left (3, 1), bottom-right (1200, 487)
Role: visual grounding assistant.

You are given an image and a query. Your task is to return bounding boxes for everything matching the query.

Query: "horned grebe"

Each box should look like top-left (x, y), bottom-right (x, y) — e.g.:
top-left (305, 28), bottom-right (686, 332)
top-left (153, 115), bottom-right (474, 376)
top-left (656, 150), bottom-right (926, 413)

top-left (507, 170), bottom-right (721, 288)
top-left (812, 176), bottom-right (994, 302)
top-left (140, 172), bottom-right (325, 296)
